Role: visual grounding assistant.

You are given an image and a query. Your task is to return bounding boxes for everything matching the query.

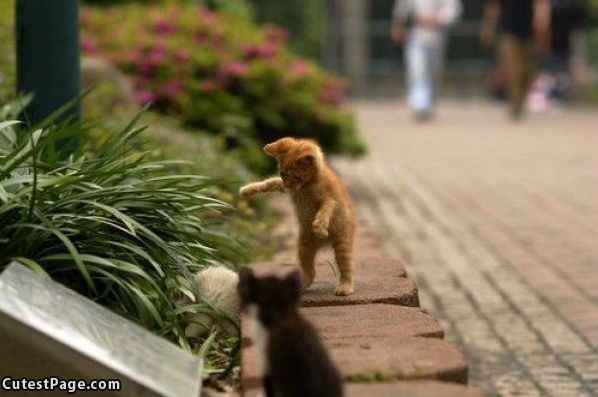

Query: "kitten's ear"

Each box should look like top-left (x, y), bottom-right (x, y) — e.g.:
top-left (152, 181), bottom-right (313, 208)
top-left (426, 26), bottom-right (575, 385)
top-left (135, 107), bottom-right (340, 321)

top-left (295, 154), bottom-right (316, 168)
top-left (285, 270), bottom-right (302, 294)
top-left (239, 266), bottom-right (255, 285)
top-left (264, 137), bottom-right (295, 158)
top-left (237, 267), bottom-right (256, 298)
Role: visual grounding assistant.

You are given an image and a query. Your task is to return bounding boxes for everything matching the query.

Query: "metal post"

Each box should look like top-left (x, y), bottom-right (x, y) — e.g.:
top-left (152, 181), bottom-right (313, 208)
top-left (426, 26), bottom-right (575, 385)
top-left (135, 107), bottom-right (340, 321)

top-left (16, 0), bottom-right (80, 125)
top-left (341, 0), bottom-right (369, 94)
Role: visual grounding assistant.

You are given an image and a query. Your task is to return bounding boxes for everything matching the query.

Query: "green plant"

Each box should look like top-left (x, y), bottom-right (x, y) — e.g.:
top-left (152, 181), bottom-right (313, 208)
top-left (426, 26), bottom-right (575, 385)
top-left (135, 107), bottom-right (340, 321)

top-left (0, 97), bottom-right (246, 351)
top-left (346, 370), bottom-right (398, 383)
top-left (82, 0), bottom-right (254, 19)
top-left (80, 87), bottom-right (276, 263)
top-left (249, 0), bottom-right (325, 59)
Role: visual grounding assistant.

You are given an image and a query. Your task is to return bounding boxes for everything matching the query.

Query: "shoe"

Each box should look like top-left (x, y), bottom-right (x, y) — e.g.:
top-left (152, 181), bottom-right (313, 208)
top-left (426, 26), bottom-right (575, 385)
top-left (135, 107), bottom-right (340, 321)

top-left (509, 106), bottom-right (524, 121)
top-left (414, 110), bottom-right (432, 122)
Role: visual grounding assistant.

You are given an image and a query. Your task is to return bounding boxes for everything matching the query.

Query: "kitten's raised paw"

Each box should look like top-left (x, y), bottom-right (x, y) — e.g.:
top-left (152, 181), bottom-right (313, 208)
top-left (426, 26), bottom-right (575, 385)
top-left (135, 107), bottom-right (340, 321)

top-left (334, 281), bottom-right (354, 296)
top-left (239, 184), bottom-right (257, 197)
top-left (312, 218), bottom-right (329, 239)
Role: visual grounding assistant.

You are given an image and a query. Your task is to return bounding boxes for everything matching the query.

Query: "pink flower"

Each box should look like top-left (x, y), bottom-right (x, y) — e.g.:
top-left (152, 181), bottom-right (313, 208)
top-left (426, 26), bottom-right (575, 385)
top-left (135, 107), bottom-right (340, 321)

top-left (148, 45), bottom-right (168, 67)
top-left (319, 80), bottom-right (348, 106)
top-left (242, 45), bottom-right (260, 59)
top-left (175, 49), bottom-right (190, 62)
top-left (152, 41), bottom-right (168, 54)
top-left (219, 61), bottom-right (249, 79)
top-left (198, 6), bottom-right (218, 26)
top-left (154, 19), bottom-right (177, 35)
top-left (242, 43), bottom-right (278, 60)
top-left (135, 90), bottom-right (156, 104)
top-left (200, 80), bottom-right (219, 93)
top-left (127, 49), bottom-right (143, 64)
top-left (81, 38), bottom-right (97, 54)
top-left (161, 80), bottom-right (183, 97)
top-left (290, 60), bottom-right (309, 78)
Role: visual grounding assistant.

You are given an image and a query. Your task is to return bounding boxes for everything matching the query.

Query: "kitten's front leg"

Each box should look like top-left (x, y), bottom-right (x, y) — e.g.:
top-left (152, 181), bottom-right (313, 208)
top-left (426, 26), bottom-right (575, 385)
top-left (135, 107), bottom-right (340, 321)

top-left (240, 177), bottom-right (285, 197)
top-left (312, 199), bottom-right (336, 239)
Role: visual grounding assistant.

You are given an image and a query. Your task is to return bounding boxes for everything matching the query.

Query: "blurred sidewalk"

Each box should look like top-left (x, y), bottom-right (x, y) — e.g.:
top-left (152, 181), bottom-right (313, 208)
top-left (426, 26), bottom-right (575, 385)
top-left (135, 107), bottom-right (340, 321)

top-left (334, 100), bottom-right (598, 397)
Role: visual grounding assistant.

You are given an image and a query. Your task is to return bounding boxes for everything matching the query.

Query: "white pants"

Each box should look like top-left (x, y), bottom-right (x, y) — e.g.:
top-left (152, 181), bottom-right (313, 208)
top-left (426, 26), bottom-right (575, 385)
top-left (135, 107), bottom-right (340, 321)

top-left (405, 34), bottom-right (446, 113)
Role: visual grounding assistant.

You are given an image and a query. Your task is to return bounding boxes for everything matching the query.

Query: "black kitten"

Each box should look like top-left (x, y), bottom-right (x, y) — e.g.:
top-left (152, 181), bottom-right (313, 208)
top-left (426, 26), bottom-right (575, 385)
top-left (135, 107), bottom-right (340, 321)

top-left (238, 267), bottom-right (343, 397)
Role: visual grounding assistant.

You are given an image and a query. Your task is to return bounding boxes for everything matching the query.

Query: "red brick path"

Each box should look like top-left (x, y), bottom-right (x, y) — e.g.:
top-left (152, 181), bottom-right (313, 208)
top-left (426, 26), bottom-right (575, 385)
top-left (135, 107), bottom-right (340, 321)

top-left (241, 198), bottom-right (483, 396)
top-left (334, 101), bottom-right (598, 397)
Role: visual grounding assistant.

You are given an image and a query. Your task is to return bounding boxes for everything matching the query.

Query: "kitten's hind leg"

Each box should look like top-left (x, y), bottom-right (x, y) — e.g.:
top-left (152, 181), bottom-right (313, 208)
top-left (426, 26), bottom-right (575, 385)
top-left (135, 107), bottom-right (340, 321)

top-left (333, 238), bottom-right (354, 296)
top-left (298, 236), bottom-right (317, 289)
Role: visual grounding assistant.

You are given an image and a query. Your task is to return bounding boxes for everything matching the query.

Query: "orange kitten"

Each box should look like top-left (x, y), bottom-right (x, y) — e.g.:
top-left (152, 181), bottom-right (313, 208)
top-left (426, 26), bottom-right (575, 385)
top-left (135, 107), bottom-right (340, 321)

top-left (240, 137), bottom-right (356, 296)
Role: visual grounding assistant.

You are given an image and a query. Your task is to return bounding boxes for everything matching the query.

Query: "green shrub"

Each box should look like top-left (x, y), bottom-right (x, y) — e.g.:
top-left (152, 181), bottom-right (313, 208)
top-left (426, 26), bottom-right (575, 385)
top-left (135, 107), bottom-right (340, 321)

top-left (83, 0), bottom-right (254, 19)
top-left (81, 3), bottom-right (365, 171)
top-left (0, 98), bottom-right (246, 351)
top-left (249, 0), bottom-right (325, 59)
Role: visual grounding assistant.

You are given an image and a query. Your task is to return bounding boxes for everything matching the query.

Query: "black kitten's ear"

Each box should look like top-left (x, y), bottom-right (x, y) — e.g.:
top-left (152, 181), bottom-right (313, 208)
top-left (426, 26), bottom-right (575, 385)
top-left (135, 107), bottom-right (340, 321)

top-left (238, 267), bottom-right (256, 297)
top-left (286, 270), bottom-right (302, 293)
top-left (239, 267), bottom-right (255, 285)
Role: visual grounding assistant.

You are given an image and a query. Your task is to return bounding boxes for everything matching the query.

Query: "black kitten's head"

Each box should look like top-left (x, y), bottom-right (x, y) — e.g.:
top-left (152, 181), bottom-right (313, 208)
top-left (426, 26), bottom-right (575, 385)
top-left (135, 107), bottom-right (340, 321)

top-left (238, 267), bottom-right (301, 325)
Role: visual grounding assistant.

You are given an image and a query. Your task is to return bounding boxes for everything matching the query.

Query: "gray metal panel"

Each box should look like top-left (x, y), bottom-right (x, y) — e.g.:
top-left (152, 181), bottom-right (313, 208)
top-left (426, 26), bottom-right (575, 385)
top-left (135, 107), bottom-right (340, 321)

top-left (0, 263), bottom-right (201, 397)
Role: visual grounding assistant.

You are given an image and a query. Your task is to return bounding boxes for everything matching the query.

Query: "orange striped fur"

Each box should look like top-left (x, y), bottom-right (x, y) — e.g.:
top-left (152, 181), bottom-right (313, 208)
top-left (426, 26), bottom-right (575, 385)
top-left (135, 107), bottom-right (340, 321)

top-left (240, 137), bottom-right (356, 296)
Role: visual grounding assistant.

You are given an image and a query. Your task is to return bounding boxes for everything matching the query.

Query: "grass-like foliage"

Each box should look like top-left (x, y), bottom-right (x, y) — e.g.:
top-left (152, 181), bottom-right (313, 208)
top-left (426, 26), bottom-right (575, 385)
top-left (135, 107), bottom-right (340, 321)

top-left (0, 98), bottom-right (246, 349)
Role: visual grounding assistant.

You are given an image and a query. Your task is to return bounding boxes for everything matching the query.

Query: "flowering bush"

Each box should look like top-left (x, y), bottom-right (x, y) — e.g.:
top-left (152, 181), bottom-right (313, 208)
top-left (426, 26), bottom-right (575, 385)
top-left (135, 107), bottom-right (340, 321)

top-left (251, 0), bottom-right (325, 59)
top-left (81, 3), bottom-right (365, 170)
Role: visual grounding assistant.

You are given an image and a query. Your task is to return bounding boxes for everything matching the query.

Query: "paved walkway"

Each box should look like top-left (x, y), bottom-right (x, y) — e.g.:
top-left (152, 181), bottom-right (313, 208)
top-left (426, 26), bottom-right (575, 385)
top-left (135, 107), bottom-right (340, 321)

top-left (242, 197), bottom-right (483, 397)
top-left (334, 101), bottom-right (598, 397)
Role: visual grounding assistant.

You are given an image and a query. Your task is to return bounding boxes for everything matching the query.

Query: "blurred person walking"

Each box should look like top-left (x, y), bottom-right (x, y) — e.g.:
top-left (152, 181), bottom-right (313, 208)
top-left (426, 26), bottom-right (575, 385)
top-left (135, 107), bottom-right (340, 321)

top-left (391, 0), bottom-right (462, 121)
top-left (548, 0), bottom-right (586, 101)
top-left (481, 0), bottom-right (551, 119)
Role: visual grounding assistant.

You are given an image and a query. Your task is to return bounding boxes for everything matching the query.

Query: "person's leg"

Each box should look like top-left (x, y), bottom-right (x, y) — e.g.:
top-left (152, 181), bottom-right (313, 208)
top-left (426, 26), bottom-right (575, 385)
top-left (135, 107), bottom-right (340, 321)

top-left (521, 39), bottom-right (536, 101)
top-left (429, 36), bottom-right (447, 110)
top-left (499, 34), bottom-right (526, 118)
top-left (406, 36), bottom-right (433, 118)
top-left (549, 54), bottom-right (571, 100)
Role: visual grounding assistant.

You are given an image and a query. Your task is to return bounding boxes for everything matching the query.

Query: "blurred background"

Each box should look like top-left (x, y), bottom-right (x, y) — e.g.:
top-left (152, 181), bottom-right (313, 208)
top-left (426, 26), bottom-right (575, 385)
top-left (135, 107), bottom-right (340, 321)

top-left (1, 1), bottom-right (598, 396)
top-left (256, 0), bottom-right (598, 99)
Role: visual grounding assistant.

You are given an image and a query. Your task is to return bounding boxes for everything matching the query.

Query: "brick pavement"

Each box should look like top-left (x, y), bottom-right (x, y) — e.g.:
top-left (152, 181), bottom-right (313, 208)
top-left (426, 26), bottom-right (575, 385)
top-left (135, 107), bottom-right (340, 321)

top-left (333, 100), bottom-right (598, 397)
top-left (241, 197), bottom-right (483, 396)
